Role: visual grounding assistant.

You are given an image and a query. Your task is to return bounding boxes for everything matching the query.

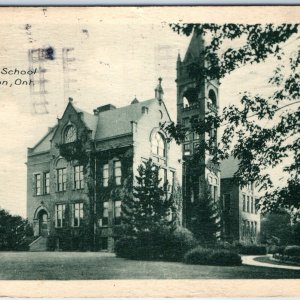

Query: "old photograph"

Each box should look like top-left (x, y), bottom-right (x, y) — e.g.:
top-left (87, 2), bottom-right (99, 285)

top-left (0, 5), bottom-right (299, 296)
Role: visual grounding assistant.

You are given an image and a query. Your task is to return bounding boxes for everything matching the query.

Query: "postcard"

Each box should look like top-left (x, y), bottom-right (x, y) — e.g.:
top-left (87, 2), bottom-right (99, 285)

top-left (0, 5), bottom-right (299, 297)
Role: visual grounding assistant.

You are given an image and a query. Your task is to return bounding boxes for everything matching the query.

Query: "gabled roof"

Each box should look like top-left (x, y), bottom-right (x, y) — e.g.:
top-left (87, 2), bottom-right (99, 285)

top-left (94, 99), bottom-right (156, 140)
top-left (73, 105), bottom-right (98, 139)
top-left (30, 98), bottom-right (163, 154)
top-left (30, 125), bottom-right (57, 153)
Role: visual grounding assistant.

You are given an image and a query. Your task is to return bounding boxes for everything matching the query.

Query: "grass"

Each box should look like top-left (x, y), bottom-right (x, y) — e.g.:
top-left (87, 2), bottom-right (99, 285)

top-left (0, 251), bottom-right (299, 280)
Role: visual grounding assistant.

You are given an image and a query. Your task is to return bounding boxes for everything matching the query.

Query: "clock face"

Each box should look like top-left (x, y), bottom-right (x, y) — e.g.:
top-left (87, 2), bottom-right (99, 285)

top-left (64, 125), bottom-right (77, 143)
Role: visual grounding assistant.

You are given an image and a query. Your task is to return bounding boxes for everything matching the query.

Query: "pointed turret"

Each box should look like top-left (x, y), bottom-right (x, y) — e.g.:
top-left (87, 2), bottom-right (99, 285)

top-left (177, 51), bottom-right (182, 69)
top-left (183, 31), bottom-right (205, 63)
top-left (155, 77), bottom-right (164, 102)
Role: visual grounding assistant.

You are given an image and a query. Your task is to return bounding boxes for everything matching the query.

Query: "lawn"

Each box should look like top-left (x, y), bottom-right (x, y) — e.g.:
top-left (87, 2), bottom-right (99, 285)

top-left (0, 251), bottom-right (299, 280)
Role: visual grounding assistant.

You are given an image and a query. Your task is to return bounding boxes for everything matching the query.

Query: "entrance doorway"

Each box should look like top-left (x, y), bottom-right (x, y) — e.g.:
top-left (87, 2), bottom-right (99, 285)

top-left (38, 210), bottom-right (48, 236)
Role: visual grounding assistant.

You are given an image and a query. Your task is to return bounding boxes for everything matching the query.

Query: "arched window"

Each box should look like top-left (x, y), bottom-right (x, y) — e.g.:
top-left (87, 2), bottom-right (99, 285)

top-left (151, 132), bottom-right (166, 158)
top-left (208, 89), bottom-right (217, 108)
top-left (182, 88), bottom-right (198, 108)
top-left (64, 125), bottom-right (77, 143)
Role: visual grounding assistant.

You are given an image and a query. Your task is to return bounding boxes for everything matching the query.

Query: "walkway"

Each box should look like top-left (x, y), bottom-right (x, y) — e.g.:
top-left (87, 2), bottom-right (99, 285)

top-left (242, 255), bottom-right (300, 270)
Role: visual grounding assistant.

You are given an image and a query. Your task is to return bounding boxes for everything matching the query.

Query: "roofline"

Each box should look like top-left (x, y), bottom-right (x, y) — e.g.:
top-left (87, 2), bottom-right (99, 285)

top-left (30, 126), bottom-right (57, 151)
top-left (27, 149), bottom-right (51, 158)
top-left (94, 132), bottom-right (133, 143)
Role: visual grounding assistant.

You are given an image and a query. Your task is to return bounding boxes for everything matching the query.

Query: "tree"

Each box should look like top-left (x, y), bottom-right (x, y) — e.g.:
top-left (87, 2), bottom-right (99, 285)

top-left (261, 211), bottom-right (300, 246)
top-left (190, 183), bottom-right (221, 246)
top-left (0, 208), bottom-right (33, 251)
top-left (115, 159), bottom-right (196, 261)
top-left (165, 23), bottom-right (300, 220)
top-left (121, 159), bottom-right (178, 233)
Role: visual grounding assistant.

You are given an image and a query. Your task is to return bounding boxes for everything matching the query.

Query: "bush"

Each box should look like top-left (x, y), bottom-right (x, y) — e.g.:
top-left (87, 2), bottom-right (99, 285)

top-left (268, 245), bottom-right (285, 255)
top-left (115, 226), bottom-right (197, 261)
top-left (161, 227), bottom-right (198, 261)
top-left (46, 235), bottom-right (58, 251)
top-left (183, 247), bottom-right (212, 265)
top-left (216, 240), bottom-right (237, 251)
top-left (238, 244), bottom-right (267, 255)
top-left (115, 236), bottom-right (137, 259)
top-left (284, 245), bottom-right (300, 257)
top-left (209, 250), bottom-right (242, 266)
top-left (184, 246), bottom-right (242, 266)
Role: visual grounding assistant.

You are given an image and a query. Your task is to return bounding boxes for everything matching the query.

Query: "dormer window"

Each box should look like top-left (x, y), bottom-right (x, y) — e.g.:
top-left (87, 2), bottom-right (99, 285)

top-left (64, 125), bottom-right (77, 143)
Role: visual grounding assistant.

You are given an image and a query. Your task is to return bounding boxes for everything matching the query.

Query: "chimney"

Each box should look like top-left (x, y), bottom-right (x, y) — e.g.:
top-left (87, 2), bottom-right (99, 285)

top-left (141, 106), bottom-right (149, 114)
top-left (93, 104), bottom-right (116, 115)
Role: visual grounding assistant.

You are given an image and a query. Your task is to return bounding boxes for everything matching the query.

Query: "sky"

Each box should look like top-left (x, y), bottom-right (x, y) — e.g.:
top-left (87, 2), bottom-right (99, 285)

top-left (0, 7), bottom-right (298, 217)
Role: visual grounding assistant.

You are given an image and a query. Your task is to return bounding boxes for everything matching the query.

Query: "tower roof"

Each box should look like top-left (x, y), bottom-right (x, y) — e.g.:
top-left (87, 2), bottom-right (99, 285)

top-left (183, 31), bottom-right (205, 63)
top-left (131, 96), bottom-right (139, 104)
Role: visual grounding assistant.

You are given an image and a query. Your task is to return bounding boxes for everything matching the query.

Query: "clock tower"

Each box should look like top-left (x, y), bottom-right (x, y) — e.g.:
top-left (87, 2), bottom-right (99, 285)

top-left (176, 32), bottom-right (221, 229)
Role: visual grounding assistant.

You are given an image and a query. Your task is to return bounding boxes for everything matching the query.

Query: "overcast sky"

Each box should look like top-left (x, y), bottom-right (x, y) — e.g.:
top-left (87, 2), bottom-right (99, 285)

top-left (0, 7), bottom-right (298, 217)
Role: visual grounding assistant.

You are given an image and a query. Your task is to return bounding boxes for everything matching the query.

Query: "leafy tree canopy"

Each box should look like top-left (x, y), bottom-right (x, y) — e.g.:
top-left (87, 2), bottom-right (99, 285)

top-left (165, 23), bottom-right (300, 220)
top-left (0, 208), bottom-right (33, 251)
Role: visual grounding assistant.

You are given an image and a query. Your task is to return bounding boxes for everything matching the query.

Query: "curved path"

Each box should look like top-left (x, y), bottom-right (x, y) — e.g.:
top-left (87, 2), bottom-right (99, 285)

top-left (242, 255), bottom-right (300, 270)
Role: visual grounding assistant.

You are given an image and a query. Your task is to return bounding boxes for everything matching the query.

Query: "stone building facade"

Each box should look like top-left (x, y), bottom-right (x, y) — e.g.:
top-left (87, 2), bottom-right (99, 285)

top-left (27, 32), bottom-right (261, 251)
top-left (176, 33), bottom-right (221, 229)
top-left (27, 83), bottom-right (181, 251)
top-left (220, 157), bottom-right (261, 244)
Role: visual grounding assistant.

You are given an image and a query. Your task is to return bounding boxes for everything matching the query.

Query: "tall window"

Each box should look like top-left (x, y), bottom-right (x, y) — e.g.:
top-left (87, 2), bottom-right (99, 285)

top-left (151, 132), bottom-right (165, 158)
top-left (44, 172), bottom-right (50, 194)
top-left (250, 197), bottom-right (254, 213)
top-left (211, 184), bottom-right (218, 202)
top-left (102, 202), bottom-right (109, 226)
top-left (73, 202), bottom-right (84, 227)
top-left (159, 168), bottom-right (167, 185)
top-left (208, 128), bottom-right (217, 152)
top-left (193, 131), bottom-right (200, 140)
top-left (57, 168), bottom-right (67, 191)
top-left (114, 201), bottom-right (122, 225)
top-left (255, 198), bottom-right (259, 214)
top-left (103, 164), bottom-right (109, 187)
top-left (55, 204), bottom-right (66, 228)
top-left (183, 143), bottom-right (191, 156)
top-left (208, 89), bottom-right (217, 108)
top-left (246, 196), bottom-right (250, 212)
top-left (114, 161), bottom-right (122, 185)
top-left (242, 194), bottom-right (246, 211)
top-left (74, 165), bottom-right (84, 189)
top-left (35, 174), bottom-right (41, 195)
top-left (168, 170), bottom-right (175, 192)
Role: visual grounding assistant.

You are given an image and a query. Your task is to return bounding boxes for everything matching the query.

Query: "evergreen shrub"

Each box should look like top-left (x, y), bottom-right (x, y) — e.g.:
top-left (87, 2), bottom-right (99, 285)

top-left (184, 246), bottom-right (242, 266)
